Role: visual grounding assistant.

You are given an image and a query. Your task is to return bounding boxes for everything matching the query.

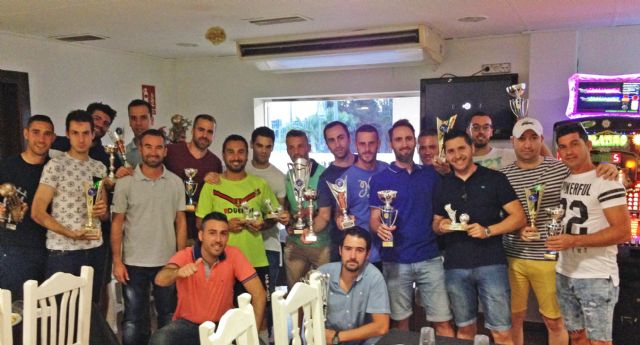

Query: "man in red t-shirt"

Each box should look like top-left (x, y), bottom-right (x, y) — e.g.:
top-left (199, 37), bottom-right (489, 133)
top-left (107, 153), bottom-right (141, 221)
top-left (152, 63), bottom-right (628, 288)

top-left (149, 211), bottom-right (266, 345)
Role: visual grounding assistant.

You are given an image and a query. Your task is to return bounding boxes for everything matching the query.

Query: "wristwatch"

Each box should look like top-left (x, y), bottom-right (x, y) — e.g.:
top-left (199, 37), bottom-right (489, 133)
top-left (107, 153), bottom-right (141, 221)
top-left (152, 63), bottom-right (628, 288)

top-left (484, 226), bottom-right (492, 238)
top-left (332, 331), bottom-right (340, 345)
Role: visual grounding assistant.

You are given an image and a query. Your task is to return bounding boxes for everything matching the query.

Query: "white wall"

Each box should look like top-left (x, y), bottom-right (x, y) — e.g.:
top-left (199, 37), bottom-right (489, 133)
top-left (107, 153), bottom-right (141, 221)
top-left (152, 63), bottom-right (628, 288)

top-left (1, 32), bottom-right (174, 138)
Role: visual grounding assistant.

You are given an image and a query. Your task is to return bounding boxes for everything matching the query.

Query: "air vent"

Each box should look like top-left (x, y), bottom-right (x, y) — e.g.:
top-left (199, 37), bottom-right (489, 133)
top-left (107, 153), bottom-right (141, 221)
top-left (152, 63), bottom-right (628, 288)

top-left (248, 16), bottom-right (310, 26)
top-left (51, 34), bottom-right (108, 42)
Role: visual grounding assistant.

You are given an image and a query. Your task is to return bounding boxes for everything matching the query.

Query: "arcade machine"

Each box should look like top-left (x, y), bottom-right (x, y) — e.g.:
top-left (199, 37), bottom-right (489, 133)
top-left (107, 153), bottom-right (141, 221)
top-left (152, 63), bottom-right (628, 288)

top-left (555, 73), bottom-right (640, 343)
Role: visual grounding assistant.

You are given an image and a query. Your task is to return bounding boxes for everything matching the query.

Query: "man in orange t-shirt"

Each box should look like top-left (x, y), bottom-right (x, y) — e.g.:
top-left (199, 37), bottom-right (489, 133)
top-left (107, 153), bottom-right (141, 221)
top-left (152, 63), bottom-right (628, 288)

top-left (149, 211), bottom-right (267, 345)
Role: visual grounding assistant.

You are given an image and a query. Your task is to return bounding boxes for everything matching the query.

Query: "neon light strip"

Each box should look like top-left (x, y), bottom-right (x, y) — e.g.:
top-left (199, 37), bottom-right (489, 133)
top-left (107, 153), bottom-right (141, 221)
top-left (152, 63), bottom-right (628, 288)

top-left (578, 88), bottom-right (621, 94)
top-left (580, 96), bottom-right (621, 102)
top-left (566, 73), bottom-right (640, 119)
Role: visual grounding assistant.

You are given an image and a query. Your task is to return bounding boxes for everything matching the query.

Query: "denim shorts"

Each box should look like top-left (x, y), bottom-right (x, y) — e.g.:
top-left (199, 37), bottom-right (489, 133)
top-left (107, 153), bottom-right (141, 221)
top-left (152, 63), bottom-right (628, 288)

top-left (556, 273), bottom-right (619, 341)
top-left (383, 257), bottom-right (452, 322)
top-left (445, 264), bottom-right (511, 331)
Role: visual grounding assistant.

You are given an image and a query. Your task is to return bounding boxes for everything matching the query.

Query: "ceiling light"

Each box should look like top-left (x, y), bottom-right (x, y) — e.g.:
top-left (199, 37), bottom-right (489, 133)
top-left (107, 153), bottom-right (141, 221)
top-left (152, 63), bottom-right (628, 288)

top-left (205, 26), bottom-right (226, 45)
top-left (457, 16), bottom-right (488, 23)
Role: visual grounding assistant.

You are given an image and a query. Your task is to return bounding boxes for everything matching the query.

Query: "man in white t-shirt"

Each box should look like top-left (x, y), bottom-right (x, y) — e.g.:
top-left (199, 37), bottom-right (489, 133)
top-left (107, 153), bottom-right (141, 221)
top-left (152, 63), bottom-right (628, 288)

top-left (468, 112), bottom-right (517, 170)
top-left (548, 123), bottom-right (630, 345)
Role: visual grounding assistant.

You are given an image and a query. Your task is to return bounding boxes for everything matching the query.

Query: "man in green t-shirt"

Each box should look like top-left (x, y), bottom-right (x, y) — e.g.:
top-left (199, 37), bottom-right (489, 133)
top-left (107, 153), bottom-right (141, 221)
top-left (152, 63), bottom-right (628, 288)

top-left (196, 134), bottom-right (283, 292)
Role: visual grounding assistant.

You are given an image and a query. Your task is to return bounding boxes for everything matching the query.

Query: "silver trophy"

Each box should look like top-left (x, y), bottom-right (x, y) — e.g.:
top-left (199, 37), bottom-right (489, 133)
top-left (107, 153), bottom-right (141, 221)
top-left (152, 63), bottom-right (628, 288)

top-left (443, 204), bottom-right (470, 231)
top-left (544, 206), bottom-right (565, 260)
top-left (184, 168), bottom-right (198, 212)
top-left (0, 183), bottom-right (28, 231)
top-left (507, 83), bottom-right (529, 119)
top-left (241, 201), bottom-right (260, 222)
top-left (287, 158), bottom-right (311, 234)
top-left (264, 199), bottom-right (283, 219)
top-left (326, 177), bottom-right (355, 229)
top-left (104, 144), bottom-right (117, 180)
top-left (303, 270), bottom-right (331, 321)
top-left (303, 188), bottom-right (318, 242)
top-left (108, 127), bottom-right (131, 167)
top-left (377, 190), bottom-right (398, 247)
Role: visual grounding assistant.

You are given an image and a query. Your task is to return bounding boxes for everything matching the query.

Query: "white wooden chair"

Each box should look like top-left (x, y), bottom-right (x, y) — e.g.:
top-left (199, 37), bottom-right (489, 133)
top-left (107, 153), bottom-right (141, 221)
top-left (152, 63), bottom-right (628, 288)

top-left (272, 271), bottom-right (326, 345)
top-left (22, 266), bottom-right (94, 345)
top-left (199, 293), bottom-right (259, 345)
top-left (0, 289), bottom-right (12, 345)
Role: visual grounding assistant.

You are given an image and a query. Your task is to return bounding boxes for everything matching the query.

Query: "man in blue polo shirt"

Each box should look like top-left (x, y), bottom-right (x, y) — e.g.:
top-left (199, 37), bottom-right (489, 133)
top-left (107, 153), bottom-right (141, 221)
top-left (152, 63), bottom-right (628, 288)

top-left (369, 119), bottom-right (454, 336)
top-left (432, 130), bottom-right (526, 344)
top-left (319, 226), bottom-right (389, 345)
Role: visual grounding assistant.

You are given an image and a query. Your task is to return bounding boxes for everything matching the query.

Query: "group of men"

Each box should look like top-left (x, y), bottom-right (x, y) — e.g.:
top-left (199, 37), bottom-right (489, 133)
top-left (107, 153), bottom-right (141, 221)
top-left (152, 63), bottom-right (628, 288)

top-left (0, 104), bottom-right (630, 345)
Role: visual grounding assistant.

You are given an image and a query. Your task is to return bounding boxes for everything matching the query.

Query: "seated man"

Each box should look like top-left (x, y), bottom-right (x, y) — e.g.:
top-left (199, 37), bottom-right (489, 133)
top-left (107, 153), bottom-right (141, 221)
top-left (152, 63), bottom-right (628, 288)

top-left (319, 226), bottom-right (390, 345)
top-left (149, 212), bottom-right (267, 345)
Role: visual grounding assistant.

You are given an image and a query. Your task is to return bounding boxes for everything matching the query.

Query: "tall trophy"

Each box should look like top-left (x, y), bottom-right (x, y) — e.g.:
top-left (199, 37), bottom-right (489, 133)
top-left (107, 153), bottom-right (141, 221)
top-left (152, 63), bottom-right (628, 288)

top-left (436, 115), bottom-right (458, 163)
top-left (506, 83), bottom-right (529, 119)
top-left (544, 206), bottom-right (565, 260)
top-left (326, 177), bottom-right (355, 229)
top-left (83, 177), bottom-right (103, 236)
top-left (304, 270), bottom-right (331, 321)
top-left (0, 183), bottom-right (28, 231)
top-left (303, 189), bottom-right (318, 242)
top-left (377, 190), bottom-right (398, 247)
top-left (264, 199), bottom-right (284, 219)
top-left (287, 158), bottom-right (311, 234)
top-left (108, 127), bottom-right (131, 167)
top-left (104, 144), bottom-right (117, 179)
top-left (443, 204), bottom-right (470, 231)
top-left (524, 184), bottom-right (545, 239)
top-left (184, 168), bottom-right (198, 212)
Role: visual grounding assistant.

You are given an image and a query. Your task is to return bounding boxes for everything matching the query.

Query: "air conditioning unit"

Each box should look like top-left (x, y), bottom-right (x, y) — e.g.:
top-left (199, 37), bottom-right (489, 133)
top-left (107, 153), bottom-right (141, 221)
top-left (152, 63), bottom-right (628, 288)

top-left (236, 25), bottom-right (444, 73)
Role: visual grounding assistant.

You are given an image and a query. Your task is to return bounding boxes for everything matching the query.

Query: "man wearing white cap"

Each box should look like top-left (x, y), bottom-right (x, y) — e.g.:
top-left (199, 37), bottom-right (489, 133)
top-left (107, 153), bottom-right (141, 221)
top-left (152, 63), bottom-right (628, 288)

top-left (500, 118), bottom-right (617, 345)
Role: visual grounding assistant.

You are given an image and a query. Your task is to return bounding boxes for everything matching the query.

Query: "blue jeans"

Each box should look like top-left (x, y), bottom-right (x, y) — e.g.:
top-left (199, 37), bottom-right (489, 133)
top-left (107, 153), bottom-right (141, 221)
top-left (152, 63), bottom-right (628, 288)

top-left (148, 318), bottom-right (200, 345)
top-left (0, 244), bottom-right (47, 300)
top-left (556, 273), bottom-right (619, 341)
top-left (46, 244), bottom-right (106, 303)
top-left (122, 265), bottom-right (176, 345)
top-left (445, 264), bottom-right (512, 331)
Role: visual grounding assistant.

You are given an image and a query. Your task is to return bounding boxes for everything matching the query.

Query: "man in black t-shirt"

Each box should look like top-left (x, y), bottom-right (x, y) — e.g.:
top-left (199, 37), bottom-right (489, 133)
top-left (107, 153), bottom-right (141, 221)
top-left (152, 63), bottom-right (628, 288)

top-left (432, 130), bottom-right (525, 344)
top-left (0, 115), bottom-right (56, 300)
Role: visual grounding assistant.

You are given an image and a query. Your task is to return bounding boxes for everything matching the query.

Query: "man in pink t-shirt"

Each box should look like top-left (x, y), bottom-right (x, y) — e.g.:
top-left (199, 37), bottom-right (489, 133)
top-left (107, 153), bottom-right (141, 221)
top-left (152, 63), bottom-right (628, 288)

top-left (149, 211), bottom-right (266, 345)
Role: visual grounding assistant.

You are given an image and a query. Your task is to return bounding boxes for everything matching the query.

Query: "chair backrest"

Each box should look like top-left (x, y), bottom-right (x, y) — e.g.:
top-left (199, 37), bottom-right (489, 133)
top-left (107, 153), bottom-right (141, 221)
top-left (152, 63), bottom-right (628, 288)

top-left (0, 289), bottom-right (12, 345)
top-left (22, 266), bottom-right (94, 345)
top-left (272, 271), bottom-right (326, 345)
top-left (199, 293), bottom-right (259, 345)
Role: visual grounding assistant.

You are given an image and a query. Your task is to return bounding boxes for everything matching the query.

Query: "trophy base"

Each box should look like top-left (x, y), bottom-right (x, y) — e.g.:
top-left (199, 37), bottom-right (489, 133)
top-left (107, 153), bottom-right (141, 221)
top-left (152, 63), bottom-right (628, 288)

top-left (543, 252), bottom-right (558, 261)
top-left (1, 222), bottom-right (16, 231)
top-left (293, 229), bottom-right (304, 235)
top-left (382, 241), bottom-right (394, 247)
top-left (341, 219), bottom-right (355, 229)
top-left (83, 227), bottom-right (100, 237)
top-left (526, 232), bottom-right (541, 240)
top-left (305, 234), bottom-right (317, 242)
top-left (266, 212), bottom-right (280, 220)
top-left (444, 223), bottom-right (467, 231)
top-left (185, 204), bottom-right (196, 212)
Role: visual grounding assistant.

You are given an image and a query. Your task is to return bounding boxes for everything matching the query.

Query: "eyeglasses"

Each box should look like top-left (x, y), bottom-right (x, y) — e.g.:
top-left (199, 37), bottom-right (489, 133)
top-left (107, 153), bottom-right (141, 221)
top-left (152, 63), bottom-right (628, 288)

top-left (470, 124), bottom-right (493, 132)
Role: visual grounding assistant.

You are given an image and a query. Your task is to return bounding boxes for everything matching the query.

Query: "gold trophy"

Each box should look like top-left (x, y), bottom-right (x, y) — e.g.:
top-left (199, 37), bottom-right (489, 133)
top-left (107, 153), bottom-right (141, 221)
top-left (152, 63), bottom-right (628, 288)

top-left (377, 190), bottom-right (398, 247)
top-left (326, 177), bottom-right (355, 229)
top-left (506, 83), bottom-right (529, 119)
top-left (83, 178), bottom-right (103, 236)
top-left (287, 158), bottom-right (311, 234)
top-left (544, 206), bottom-right (565, 260)
top-left (264, 199), bottom-right (283, 219)
top-left (104, 144), bottom-right (117, 180)
top-left (443, 204), bottom-right (470, 231)
top-left (0, 183), bottom-right (28, 231)
top-left (436, 115), bottom-right (458, 163)
top-left (302, 188), bottom-right (318, 242)
top-left (184, 168), bottom-right (198, 212)
top-left (108, 127), bottom-right (131, 168)
top-left (523, 184), bottom-right (545, 240)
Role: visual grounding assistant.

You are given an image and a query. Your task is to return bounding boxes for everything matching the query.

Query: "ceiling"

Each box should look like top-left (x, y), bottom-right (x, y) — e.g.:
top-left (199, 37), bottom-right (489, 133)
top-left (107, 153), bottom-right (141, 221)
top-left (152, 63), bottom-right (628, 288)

top-left (1, 0), bottom-right (638, 59)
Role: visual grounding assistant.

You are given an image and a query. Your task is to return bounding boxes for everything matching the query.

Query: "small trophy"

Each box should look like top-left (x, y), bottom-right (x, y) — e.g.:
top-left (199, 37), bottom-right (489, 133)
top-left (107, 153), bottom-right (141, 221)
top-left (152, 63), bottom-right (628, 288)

top-left (184, 168), bottom-right (198, 212)
top-left (377, 190), bottom-right (398, 247)
top-left (326, 177), bottom-right (355, 229)
top-left (287, 158), bottom-right (311, 234)
top-left (108, 127), bottom-right (131, 168)
top-left (303, 188), bottom-right (318, 242)
top-left (524, 184), bottom-right (545, 240)
top-left (0, 183), bottom-right (28, 231)
top-left (264, 199), bottom-right (283, 219)
top-left (436, 115), bottom-right (458, 163)
top-left (83, 178), bottom-right (103, 236)
top-left (241, 201), bottom-right (260, 222)
top-left (507, 83), bottom-right (529, 119)
top-left (104, 144), bottom-right (117, 180)
top-left (544, 206), bottom-right (565, 260)
top-left (443, 204), bottom-right (470, 231)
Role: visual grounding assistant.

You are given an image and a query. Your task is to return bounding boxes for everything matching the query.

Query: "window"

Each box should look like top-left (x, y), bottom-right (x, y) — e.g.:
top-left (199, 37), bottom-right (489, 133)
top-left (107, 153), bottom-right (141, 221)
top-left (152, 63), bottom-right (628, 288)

top-left (255, 93), bottom-right (420, 172)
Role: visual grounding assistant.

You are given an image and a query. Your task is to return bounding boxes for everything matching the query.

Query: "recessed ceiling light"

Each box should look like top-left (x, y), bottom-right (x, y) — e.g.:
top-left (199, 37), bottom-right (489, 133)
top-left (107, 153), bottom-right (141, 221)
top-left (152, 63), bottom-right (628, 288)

top-left (457, 16), bottom-right (488, 23)
top-left (176, 43), bottom-right (198, 47)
